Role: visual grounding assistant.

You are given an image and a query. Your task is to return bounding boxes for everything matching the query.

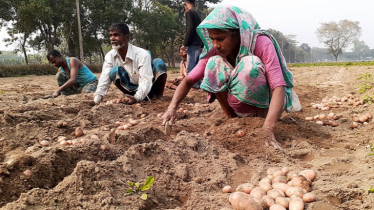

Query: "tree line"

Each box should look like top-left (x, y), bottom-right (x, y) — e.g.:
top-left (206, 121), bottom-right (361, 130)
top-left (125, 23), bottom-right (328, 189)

top-left (0, 0), bottom-right (372, 66)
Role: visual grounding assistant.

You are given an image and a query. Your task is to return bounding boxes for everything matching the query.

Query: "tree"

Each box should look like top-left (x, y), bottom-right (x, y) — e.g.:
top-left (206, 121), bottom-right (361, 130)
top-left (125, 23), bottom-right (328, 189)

top-left (0, 0), bottom-right (13, 27)
top-left (299, 43), bottom-right (310, 62)
top-left (316, 20), bottom-right (361, 62)
top-left (351, 40), bottom-right (369, 60)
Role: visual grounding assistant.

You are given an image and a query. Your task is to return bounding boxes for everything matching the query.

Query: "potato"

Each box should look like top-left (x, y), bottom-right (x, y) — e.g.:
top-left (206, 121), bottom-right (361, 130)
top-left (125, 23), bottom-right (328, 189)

top-left (259, 177), bottom-right (272, 184)
top-left (236, 183), bottom-right (254, 194)
top-left (235, 130), bottom-right (246, 138)
top-left (262, 195), bottom-right (275, 208)
top-left (275, 197), bottom-right (289, 209)
top-left (273, 170), bottom-right (286, 177)
top-left (330, 121), bottom-right (339, 127)
top-left (57, 136), bottom-right (67, 142)
top-left (366, 112), bottom-right (373, 119)
top-left (60, 140), bottom-right (68, 146)
top-left (290, 175), bottom-right (310, 192)
top-left (229, 192), bottom-right (262, 210)
top-left (287, 171), bottom-right (298, 180)
top-left (40, 140), bottom-right (50, 147)
top-left (75, 127), bottom-right (84, 137)
top-left (305, 117), bottom-right (313, 121)
top-left (250, 187), bottom-right (266, 199)
top-left (318, 114), bottom-right (326, 120)
top-left (302, 193), bottom-right (316, 203)
top-left (289, 196), bottom-right (304, 210)
top-left (299, 169), bottom-right (317, 181)
top-left (272, 175), bottom-right (287, 184)
top-left (23, 169), bottom-right (33, 177)
top-left (267, 167), bottom-right (281, 175)
top-left (115, 121), bottom-right (123, 126)
top-left (269, 204), bottom-right (286, 210)
top-left (267, 189), bottom-right (285, 200)
top-left (281, 167), bottom-right (289, 174)
top-left (259, 181), bottom-right (272, 192)
top-left (90, 135), bottom-right (99, 140)
top-left (285, 187), bottom-right (306, 198)
top-left (272, 182), bottom-right (291, 193)
top-left (351, 122), bottom-right (359, 128)
top-left (315, 120), bottom-right (323, 125)
top-left (222, 185), bottom-right (232, 193)
top-left (359, 115), bottom-right (369, 123)
top-left (129, 118), bottom-right (138, 125)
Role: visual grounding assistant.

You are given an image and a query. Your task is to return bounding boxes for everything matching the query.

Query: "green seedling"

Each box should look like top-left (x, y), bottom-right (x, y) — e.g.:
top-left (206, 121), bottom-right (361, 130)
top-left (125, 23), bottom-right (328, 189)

top-left (125, 176), bottom-right (154, 200)
top-left (368, 186), bottom-right (374, 194)
top-left (368, 144), bottom-right (374, 156)
top-left (0, 90), bottom-right (5, 94)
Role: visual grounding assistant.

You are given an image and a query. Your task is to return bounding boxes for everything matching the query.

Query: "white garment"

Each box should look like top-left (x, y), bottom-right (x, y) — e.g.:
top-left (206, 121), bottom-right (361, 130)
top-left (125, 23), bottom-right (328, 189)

top-left (94, 43), bottom-right (153, 102)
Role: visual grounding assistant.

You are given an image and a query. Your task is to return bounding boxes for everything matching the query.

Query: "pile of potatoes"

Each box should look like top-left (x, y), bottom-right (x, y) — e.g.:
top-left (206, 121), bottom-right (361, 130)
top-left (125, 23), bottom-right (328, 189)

top-left (311, 94), bottom-right (364, 111)
top-left (305, 112), bottom-right (340, 127)
top-left (350, 112), bottom-right (372, 128)
top-left (115, 114), bottom-right (147, 130)
top-left (223, 167), bottom-right (317, 210)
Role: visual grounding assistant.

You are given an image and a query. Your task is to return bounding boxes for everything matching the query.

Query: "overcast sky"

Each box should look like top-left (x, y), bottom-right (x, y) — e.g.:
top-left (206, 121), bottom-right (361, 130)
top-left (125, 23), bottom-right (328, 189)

top-left (1, 0), bottom-right (373, 51)
top-left (218, 0), bottom-right (374, 50)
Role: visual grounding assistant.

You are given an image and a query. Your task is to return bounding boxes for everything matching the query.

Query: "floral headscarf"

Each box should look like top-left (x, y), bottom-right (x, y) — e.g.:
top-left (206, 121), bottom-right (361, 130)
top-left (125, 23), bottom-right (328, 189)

top-left (196, 5), bottom-right (294, 90)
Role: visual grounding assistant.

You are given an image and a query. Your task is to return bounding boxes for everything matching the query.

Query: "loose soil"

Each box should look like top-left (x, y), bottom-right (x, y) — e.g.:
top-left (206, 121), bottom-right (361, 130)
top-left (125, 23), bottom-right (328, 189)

top-left (1, 65), bottom-right (374, 210)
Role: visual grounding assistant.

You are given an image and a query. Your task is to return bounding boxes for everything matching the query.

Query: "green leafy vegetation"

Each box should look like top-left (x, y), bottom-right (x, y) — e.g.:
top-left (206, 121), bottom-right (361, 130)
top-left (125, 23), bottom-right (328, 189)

top-left (356, 73), bottom-right (374, 103)
top-left (125, 176), bottom-right (155, 200)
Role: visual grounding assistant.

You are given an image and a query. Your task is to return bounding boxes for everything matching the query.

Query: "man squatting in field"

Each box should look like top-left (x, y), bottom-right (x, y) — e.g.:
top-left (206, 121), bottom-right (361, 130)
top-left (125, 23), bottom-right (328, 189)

top-left (94, 23), bottom-right (168, 105)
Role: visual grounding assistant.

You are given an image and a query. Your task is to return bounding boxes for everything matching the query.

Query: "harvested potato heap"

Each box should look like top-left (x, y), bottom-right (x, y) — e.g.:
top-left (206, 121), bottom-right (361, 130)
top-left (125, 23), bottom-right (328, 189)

top-left (306, 94), bottom-right (372, 128)
top-left (310, 94), bottom-right (364, 111)
top-left (223, 167), bottom-right (317, 210)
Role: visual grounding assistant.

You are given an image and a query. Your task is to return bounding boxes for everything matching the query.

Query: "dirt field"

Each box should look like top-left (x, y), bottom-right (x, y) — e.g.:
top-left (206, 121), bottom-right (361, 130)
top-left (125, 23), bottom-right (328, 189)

top-left (1, 65), bottom-right (374, 210)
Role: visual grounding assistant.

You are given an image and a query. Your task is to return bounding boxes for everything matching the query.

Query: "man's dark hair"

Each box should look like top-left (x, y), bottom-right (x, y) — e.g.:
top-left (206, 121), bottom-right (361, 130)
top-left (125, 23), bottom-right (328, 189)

top-left (186, 0), bottom-right (195, 5)
top-left (46, 50), bottom-right (62, 60)
top-left (109, 23), bottom-right (130, 35)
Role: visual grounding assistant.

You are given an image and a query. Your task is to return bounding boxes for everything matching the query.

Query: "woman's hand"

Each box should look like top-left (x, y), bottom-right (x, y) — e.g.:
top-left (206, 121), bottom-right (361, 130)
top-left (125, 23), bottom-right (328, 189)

top-left (162, 109), bottom-right (178, 126)
top-left (52, 90), bottom-right (61, 98)
top-left (258, 127), bottom-right (283, 151)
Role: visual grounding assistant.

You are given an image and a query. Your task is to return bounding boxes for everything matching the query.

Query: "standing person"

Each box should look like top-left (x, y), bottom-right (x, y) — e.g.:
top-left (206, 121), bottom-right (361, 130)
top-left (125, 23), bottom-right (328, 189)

top-left (94, 23), bottom-right (167, 105)
top-left (162, 5), bottom-right (301, 150)
top-left (46, 50), bottom-right (98, 98)
top-left (183, 0), bottom-right (203, 88)
top-left (165, 46), bottom-right (187, 90)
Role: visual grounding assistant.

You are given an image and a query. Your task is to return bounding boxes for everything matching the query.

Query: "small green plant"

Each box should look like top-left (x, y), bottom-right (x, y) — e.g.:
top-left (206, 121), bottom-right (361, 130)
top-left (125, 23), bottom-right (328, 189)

top-left (357, 73), bottom-right (373, 93)
top-left (125, 176), bottom-right (154, 200)
top-left (367, 144), bottom-right (374, 156)
top-left (0, 90), bottom-right (5, 94)
top-left (368, 186), bottom-right (374, 194)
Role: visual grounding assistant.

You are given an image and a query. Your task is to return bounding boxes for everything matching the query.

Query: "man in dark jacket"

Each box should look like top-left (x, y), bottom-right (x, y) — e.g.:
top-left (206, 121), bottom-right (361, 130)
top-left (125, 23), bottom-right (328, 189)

top-left (183, 0), bottom-right (202, 88)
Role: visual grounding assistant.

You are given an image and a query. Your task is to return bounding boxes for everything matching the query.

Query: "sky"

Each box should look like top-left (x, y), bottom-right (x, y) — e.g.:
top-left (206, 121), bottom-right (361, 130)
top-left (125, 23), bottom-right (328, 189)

top-left (1, 0), bottom-right (373, 52)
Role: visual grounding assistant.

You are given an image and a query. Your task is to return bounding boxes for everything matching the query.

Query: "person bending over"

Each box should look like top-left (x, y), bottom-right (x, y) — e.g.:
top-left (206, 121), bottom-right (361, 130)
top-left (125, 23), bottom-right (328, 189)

top-left (162, 5), bottom-right (299, 150)
top-left (47, 50), bottom-right (97, 98)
